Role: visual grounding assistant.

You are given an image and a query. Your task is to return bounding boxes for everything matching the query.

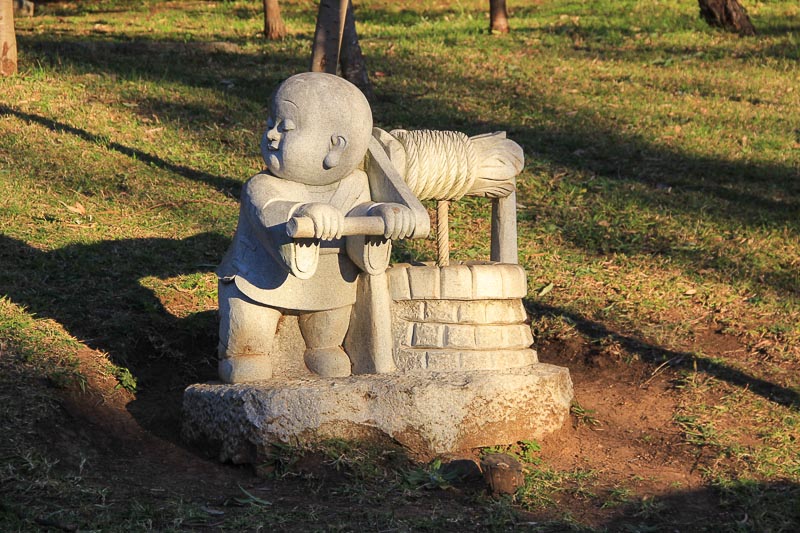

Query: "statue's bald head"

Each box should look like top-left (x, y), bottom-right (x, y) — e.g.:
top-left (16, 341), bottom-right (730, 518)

top-left (262, 73), bottom-right (373, 185)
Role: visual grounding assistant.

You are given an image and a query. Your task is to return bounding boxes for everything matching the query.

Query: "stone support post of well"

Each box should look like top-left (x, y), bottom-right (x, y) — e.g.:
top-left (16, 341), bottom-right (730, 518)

top-left (490, 191), bottom-right (518, 264)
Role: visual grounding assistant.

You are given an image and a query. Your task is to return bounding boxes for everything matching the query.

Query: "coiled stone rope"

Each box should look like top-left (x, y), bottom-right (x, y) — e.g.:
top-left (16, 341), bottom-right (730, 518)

top-left (380, 128), bottom-right (523, 266)
top-left (436, 200), bottom-right (450, 267)
top-left (389, 129), bottom-right (478, 201)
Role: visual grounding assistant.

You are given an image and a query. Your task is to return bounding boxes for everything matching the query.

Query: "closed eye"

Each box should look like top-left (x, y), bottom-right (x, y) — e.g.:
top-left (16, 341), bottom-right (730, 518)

top-left (282, 119), bottom-right (296, 131)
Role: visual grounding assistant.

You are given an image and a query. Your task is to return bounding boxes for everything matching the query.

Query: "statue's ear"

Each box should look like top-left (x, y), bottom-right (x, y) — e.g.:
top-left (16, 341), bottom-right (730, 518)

top-left (323, 135), bottom-right (347, 169)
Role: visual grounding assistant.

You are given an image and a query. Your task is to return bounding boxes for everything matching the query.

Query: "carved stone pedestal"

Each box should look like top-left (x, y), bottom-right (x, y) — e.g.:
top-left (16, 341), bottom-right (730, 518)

top-left (182, 364), bottom-right (572, 462)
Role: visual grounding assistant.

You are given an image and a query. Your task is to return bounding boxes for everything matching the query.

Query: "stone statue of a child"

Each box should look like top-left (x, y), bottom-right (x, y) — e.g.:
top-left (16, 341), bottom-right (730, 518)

top-left (216, 73), bottom-right (415, 383)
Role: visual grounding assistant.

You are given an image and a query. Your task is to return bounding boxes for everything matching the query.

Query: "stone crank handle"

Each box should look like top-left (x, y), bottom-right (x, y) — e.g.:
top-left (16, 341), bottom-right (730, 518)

top-left (286, 216), bottom-right (386, 239)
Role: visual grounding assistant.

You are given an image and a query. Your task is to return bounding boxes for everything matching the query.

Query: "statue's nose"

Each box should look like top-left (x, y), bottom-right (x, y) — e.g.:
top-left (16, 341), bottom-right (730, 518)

top-left (266, 126), bottom-right (281, 143)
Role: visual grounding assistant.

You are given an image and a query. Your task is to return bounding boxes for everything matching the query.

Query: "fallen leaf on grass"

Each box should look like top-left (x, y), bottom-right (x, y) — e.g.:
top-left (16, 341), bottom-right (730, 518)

top-left (60, 201), bottom-right (86, 216)
top-left (683, 288), bottom-right (697, 296)
top-left (538, 282), bottom-right (554, 297)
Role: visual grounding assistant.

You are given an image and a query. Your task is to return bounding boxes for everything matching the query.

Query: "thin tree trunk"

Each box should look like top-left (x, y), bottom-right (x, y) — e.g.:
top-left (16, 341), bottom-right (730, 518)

top-left (263, 0), bottom-right (287, 40)
top-left (310, 0), bottom-right (373, 99)
top-left (339, 1), bottom-right (373, 100)
top-left (698, 0), bottom-right (756, 36)
top-left (310, 0), bottom-right (340, 74)
top-left (490, 0), bottom-right (510, 34)
top-left (1, 0), bottom-right (18, 76)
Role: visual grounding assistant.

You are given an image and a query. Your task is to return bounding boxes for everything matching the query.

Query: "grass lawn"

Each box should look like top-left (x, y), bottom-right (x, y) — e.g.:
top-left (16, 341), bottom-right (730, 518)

top-left (1, 0), bottom-right (798, 530)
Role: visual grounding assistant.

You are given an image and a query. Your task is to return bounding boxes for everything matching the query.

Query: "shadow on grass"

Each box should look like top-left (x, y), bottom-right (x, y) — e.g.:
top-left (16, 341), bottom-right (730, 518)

top-left (17, 35), bottom-right (307, 96)
top-left (11, 26), bottom-right (799, 302)
top-left (17, 33), bottom-right (799, 209)
top-left (528, 300), bottom-right (800, 409)
top-left (0, 232), bottom-right (229, 439)
top-left (34, 0), bottom-right (144, 17)
top-left (373, 66), bottom-right (800, 222)
top-left (356, 4), bottom-right (798, 60)
top-left (600, 479), bottom-right (800, 532)
top-left (9, 7), bottom-right (799, 361)
top-left (372, 58), bottom-right (799, 299)
top-left (0, 104), bottom-right (243, 198)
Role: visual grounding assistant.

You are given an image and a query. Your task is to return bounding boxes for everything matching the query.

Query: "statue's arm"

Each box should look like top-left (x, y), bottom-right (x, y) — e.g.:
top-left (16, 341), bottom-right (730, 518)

top-left (242, 174), bottom-right (303, 232)
top-left (242, 174), bottom-right (320, 278)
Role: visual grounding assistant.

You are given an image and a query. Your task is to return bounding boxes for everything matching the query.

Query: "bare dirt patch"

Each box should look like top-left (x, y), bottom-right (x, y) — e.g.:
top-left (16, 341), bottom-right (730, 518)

top-left (4, 324), bottom-right (793, 530)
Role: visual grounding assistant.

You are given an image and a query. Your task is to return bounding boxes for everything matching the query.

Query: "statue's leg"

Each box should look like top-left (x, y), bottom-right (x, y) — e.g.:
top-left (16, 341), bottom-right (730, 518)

top-left (218, 281), bottom-right (280, 383)
top-left (298, 305), bottom-right (353, 378)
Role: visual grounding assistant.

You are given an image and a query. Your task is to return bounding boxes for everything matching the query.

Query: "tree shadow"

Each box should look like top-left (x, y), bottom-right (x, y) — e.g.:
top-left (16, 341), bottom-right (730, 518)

top-left (357, 4), bottom-right (798, 60)
top-left (0, 104), bottom-right (243, 198)
top-left (34, 0), bottom-right (146, 17)
top-left (0, 232), bottom-right (230, 441)
top-left (527, 300), bottom-right (799, 409)
top-left (599, 480), bottom-right (800, 531)
top-left (16, 34), bottom-right (308, 99)
top-left (369, 54), bottom-right (799, 300)
top-left (17, 25), bottom-right (797, 212)
top-left (11, 22), bottom-right (798, 301)
top-left (582, 38), bottom-right (800, 62)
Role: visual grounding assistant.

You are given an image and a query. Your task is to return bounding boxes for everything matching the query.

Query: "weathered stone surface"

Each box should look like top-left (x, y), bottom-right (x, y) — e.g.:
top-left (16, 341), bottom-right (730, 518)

top-left (414, 299), bottom-right (526, 325)
top-left (471, 263), bottom-right (505, 299)
top-left (344, 272), bottom-right (396, 374)
top-left (440, 265), bottom-right (473, 299)
top-left (500, 257), bottom-right (528, 297)
top-left (387, 264), bottom-right (537, 373)
top-left (190, 72), bottom-right (571, 465)
top-left (412, 322), bottom-right (444, 347)
top-left (387, 262), bottom-right (412, 300)
top-left (423, 299), bottom-right (461, 323)
top-left (393, 348), bottom-right (536, 372)
top-left (217, 73), bottom-right (432, 383)
top-left (183, 364), bottom-right (572, 462)
top-left (408, 264), bottom-right (441, 299)
top-left (387, 262), bottom-right (528, 301)
top-left (393, 300), bottom-right (424, 322)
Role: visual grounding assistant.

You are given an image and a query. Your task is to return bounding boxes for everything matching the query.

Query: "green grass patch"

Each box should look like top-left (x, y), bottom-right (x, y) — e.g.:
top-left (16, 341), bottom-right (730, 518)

top-left (2, 0), bottom-right (799, 530)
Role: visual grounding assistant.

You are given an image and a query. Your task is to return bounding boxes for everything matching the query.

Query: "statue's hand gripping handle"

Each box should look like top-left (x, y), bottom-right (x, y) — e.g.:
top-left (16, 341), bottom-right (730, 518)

top-left (286, 216), bottom-right (386, 239)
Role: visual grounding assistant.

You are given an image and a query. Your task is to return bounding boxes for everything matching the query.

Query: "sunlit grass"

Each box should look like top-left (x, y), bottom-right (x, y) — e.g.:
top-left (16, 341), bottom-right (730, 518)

top-left (1, 0), bottom-right (799, 529)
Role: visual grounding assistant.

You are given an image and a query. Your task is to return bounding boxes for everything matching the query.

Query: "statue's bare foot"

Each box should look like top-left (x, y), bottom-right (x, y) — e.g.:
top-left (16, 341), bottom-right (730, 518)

top-left (218, 355), bottom-right (273, 383)
top-left (304, 347), bottom-right (351, 377)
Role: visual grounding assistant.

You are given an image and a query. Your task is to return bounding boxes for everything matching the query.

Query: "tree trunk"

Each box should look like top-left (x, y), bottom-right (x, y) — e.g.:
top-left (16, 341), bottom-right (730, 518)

top-left (1, 0), bottom-right (18, 76)
top-left (263, 0), bottom-right (287, 40)
top-left (489, 0), bottom-right (510, 34)
top-left (310, 0), bottom-right (342, 74)
top-left (338, 1), bottom-right (373, 100)
top-left (698, 0), bottom-right (756, 36)
top-left (310, 0), bottom-right (373, 99)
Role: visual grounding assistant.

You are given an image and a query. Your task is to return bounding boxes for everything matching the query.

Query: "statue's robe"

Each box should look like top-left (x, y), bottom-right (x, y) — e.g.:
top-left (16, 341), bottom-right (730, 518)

top-left (217, 170), bottom-right (373, 311)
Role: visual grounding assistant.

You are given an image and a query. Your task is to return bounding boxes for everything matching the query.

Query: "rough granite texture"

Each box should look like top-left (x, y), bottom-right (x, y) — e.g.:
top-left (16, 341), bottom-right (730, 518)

top-left (183, 364), bottom-right (573, 462)
top-left (387, 264), bottom-right (537, 372)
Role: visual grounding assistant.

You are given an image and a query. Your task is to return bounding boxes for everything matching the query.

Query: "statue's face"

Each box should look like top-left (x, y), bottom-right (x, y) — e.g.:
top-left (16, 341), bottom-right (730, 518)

top-left (263, 98), bottom-right (299, 178)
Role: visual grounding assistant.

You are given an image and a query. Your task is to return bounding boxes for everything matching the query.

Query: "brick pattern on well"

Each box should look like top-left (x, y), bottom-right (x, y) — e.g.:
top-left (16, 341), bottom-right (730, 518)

top-left (388, 264), bottom-right (537, 372)
top-left (387, 262), bottom-right (528, 301)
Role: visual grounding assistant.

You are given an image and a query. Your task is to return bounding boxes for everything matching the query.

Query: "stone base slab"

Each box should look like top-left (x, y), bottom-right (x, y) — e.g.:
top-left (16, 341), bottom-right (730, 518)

top-left (182, 364), bottom-right (573, 462)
